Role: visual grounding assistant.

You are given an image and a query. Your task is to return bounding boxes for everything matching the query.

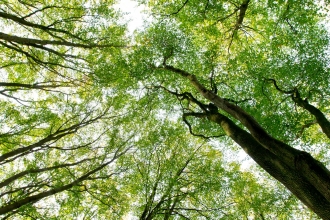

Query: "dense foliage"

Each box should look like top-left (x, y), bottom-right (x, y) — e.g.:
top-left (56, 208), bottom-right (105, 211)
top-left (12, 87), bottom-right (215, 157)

top-left (1, 0), bottom-right (330, 219)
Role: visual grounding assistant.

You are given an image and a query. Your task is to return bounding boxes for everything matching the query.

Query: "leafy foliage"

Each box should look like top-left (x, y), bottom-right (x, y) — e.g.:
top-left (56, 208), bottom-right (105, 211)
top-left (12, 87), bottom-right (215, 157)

top-left (1, 0), bottom-right (330, 219)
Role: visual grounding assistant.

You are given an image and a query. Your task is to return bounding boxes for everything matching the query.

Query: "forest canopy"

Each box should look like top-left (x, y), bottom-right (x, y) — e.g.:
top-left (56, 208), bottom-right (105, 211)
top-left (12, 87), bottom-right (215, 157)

top-left (1, 0), bottom-right (330, 219)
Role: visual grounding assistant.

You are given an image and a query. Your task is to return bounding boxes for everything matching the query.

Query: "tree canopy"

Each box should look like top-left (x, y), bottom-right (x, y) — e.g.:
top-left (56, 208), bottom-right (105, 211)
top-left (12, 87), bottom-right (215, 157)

top-left (1, 0), bottom-right (330, 219)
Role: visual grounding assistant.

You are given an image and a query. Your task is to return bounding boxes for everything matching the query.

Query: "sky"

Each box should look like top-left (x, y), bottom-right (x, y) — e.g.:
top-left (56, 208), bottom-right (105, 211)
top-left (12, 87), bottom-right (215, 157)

top-left (115, 0), bottom-right (148, 33)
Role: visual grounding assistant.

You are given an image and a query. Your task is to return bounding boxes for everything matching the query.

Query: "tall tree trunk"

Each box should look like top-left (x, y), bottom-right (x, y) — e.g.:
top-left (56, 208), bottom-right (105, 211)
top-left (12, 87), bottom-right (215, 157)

top-left (208, 113), bottom-right (330, 219)
top-left (163, 64), bottom-right (330, 219)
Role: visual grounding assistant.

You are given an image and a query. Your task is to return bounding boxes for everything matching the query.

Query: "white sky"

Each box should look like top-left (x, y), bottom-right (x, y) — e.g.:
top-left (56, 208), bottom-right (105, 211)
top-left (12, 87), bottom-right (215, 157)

top-left (115, 0), bottom-right (148, 33)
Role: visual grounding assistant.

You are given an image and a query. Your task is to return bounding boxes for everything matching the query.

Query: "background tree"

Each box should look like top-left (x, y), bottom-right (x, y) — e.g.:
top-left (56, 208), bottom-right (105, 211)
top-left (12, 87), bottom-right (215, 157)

top-left (116, 120), bottom-right (316, 219)
top-left (0, 0), bottom-right (132, 219)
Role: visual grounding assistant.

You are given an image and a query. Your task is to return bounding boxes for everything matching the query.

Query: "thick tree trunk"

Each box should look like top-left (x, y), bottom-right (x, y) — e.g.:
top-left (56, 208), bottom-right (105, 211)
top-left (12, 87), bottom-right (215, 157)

top-left (207, 113), bottom-right (330, 219)
top-left (163, 64), bottom-right (330, 219)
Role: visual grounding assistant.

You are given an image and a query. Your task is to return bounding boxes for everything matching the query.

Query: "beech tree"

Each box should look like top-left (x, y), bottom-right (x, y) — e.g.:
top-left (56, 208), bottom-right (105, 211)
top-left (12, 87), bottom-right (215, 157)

top-left (126, 0), bottom-right (330, 218)
top-left (1, 0), bottom-right (330, 219)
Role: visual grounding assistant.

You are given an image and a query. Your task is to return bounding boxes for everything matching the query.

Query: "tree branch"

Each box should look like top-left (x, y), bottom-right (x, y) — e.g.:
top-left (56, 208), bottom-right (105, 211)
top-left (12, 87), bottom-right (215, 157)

top-left (0, 32), bottom-right (125, 48)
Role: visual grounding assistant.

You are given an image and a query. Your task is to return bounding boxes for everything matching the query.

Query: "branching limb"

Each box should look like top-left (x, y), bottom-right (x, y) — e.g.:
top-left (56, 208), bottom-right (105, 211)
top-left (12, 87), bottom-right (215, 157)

top-left (0, 150), bottom-right (124, 215)
top-left (227, 0), bottom-right (251, 51)
top-left (147, 83), bottom-right (224, 139)
top-left (0, 9), bottom-right (87, 42)
top-left (0, 81), bottom-right (72, 95)
top-left (148, 85), bottom-right (209, 112)
top-left (183, 113), bottom-right (225, 139)
top-left (265, 78), bottom-right (330, 139)
top-left (153, 0), bottom-right (189, 17)
top-left (0, 32), bottom-right (125, 48)
top-left (265, 78), bottom-right (294, 94)
top-left (169, 0), bottom-right (189, 16)
top-left (215, 8), bottom-right (239, 24)
top-left (292, 89), bottom-right (330, 139)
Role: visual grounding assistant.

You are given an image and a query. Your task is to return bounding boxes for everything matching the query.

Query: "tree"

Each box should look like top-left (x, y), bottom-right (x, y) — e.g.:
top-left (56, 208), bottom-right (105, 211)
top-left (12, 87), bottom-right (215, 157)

top-left (0, 0), bottom-right (132, 219)
top-left (126, 0), bottom-right (330, 218)
top-left (1, 0), bottom-right (330, 219)
top-left (119, 122), bottom-right (230, 219)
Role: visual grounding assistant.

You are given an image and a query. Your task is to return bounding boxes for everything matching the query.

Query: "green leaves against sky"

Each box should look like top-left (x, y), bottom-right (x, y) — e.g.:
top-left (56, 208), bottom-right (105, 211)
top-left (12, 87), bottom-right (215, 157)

top-left (1, 0), bottom-right (330, 219)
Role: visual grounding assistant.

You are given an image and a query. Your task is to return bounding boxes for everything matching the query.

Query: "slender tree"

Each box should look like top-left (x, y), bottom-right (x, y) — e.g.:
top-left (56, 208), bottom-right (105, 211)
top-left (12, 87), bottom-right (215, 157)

top-left (0, 1), bottom-right (131, 218)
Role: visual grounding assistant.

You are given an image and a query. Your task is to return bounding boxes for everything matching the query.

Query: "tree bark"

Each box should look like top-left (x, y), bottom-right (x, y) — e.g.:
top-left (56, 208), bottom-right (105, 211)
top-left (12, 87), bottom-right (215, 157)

top-left (207, 112), bottom-right (330, 219)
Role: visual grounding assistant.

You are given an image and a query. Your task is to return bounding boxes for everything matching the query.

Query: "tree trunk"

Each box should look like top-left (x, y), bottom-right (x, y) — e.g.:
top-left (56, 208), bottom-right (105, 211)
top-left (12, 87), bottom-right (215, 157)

top-left (163, 64), bottom-right (330, 219)
top-left (208, 113), bottom-right (330, 219)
